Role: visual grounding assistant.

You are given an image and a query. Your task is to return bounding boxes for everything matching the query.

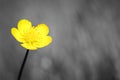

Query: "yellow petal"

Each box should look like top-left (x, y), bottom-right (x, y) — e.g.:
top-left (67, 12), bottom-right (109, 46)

top-left (35, 24), bottom-right (49, 35)
top-left (11, 28), bottom-right (24, 42)
top-left (18, 19), bottom-right (32, 33)
top-left (21, 43), bottom-right (37, 50)
top-left (35, 36), bottom-right (52, 48)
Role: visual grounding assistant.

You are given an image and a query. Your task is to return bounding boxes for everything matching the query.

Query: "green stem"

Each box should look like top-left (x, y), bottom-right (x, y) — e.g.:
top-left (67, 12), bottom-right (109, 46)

top-left (17, 49), bottom-right (29, 80)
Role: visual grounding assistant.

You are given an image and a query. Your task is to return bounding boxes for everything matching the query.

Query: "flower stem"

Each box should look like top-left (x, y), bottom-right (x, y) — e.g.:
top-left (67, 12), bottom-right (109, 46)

top-left (17, 49), bottom-right (29, 80)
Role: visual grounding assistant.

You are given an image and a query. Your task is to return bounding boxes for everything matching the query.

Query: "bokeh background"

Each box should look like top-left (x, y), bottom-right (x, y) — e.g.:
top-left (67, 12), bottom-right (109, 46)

top-left (0, 0), bottom-right (120, 80)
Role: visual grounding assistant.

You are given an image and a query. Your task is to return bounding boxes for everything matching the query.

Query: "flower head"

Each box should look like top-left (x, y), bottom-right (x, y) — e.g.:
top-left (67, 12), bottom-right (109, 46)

top-left (11, 19), bottom-right (52, 50)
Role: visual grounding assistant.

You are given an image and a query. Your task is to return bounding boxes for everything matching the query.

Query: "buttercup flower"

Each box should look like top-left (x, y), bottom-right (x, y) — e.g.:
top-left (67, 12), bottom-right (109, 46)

top-left (11, 19), bottom-right (52, 50)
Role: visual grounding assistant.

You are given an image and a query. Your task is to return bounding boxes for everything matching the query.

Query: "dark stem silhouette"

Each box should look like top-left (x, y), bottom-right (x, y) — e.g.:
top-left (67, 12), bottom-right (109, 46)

top-left (17, 49), bottom-right (29, 80)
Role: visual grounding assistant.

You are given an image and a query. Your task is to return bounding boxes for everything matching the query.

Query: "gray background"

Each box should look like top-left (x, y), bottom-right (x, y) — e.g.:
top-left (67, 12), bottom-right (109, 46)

top-left (0, 0), bottom-right (120, 80)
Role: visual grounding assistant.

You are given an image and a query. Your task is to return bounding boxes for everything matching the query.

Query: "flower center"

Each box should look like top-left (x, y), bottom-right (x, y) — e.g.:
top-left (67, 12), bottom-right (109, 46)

top-left (23, 30), bottom-right (38, 43)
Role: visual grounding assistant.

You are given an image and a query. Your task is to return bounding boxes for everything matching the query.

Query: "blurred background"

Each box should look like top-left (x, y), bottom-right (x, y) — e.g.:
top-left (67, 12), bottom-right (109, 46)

top-left (0, 0), bottom-right (120, 80)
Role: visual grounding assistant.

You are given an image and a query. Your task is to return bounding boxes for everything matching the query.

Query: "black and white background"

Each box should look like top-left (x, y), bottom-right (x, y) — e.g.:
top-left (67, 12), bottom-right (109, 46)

top-left (0, 0), bottom-right (120, 80)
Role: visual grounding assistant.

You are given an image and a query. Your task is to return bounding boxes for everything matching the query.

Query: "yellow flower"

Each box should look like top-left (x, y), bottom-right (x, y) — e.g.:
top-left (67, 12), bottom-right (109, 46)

top-left (11, 19), bottom-right (52, 50)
